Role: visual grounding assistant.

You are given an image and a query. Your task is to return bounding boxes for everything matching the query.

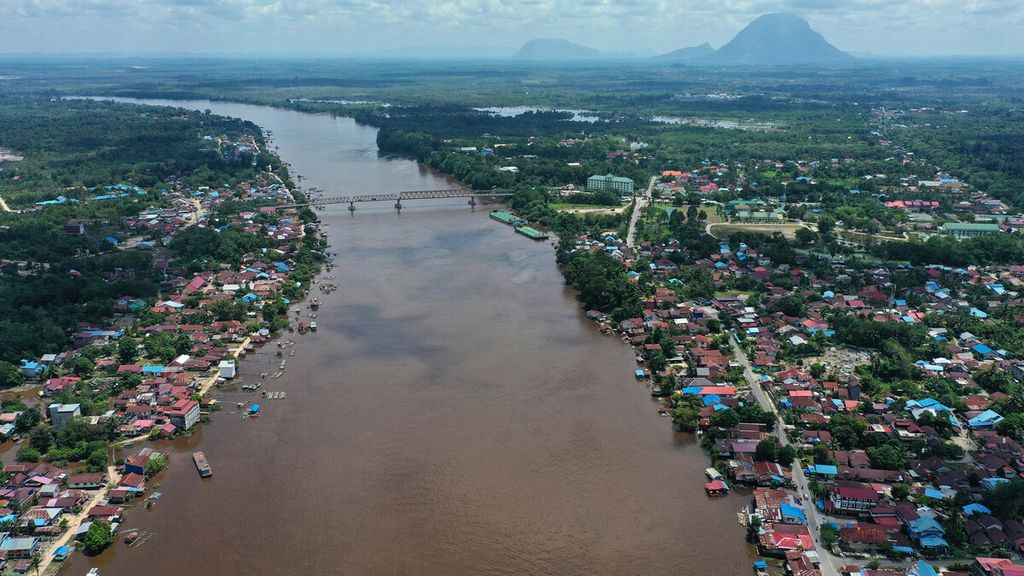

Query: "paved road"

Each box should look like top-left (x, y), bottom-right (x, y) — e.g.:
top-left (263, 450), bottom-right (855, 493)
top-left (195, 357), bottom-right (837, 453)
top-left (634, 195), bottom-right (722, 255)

top-left (730, 336), bottom-right (841, 576)
top-left (626, 176), bottom-right (656, 248)
top-left (731, 336), bottom-right (981, 573)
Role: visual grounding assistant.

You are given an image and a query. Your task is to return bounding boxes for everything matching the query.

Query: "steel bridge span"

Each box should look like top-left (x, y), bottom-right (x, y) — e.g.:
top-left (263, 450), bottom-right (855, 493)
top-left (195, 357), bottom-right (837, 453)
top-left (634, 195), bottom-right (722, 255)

top-left (288, 189), bottom-right (514, 211)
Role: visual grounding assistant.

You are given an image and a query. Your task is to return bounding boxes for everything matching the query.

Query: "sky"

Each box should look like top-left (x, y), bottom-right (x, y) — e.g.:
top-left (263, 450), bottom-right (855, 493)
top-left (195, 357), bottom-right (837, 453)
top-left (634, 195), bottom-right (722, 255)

top-left (1, 0), bottom-right (1022, 57)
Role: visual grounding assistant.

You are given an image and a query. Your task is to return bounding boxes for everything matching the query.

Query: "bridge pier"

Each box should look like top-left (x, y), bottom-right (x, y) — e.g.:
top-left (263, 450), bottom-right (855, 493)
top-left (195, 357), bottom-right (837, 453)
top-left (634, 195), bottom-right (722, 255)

top-left (468, 196), bottom-right (477, 207)
top-left (394, 200), bottom-right (402, 210)
top-left (348, 202), bottom-right (355, 212)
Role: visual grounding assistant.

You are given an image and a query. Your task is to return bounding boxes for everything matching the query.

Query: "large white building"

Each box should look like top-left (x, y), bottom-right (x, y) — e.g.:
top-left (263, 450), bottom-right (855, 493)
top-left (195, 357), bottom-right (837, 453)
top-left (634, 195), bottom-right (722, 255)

top-left (48, 403), bottom-right (82, 429)
top-left (587, 174), bottom-right (635, 194)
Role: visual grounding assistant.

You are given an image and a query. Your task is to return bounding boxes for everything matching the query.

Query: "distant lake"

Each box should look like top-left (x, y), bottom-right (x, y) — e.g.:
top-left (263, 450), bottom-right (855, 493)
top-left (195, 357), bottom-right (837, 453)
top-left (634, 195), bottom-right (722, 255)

top-left (474, 106), bottom-right (602, 123)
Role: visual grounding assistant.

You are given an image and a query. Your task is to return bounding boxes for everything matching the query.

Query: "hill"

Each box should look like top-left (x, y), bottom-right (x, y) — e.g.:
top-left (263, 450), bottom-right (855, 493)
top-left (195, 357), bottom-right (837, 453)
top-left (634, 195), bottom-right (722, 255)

top-left (653, 43), bottom-right (715, 62)
top-left (513, 39), bottom-right (603, 61)
top-left (703, 13), bottom-right (853, 65)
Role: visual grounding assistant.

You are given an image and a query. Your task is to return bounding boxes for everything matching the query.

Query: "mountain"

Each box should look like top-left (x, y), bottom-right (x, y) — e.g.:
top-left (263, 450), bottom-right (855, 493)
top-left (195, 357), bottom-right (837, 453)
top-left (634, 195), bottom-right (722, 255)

top-left (653, 43), bottom-right (715, 62)
top-left (513, 39), bottom-right (603, 61)
top-left (702, 13), bottom-right (853, 65)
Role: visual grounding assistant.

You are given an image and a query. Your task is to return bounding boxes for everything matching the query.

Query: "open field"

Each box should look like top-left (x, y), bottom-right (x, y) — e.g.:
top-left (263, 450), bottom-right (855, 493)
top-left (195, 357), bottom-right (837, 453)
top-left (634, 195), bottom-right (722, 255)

top-left (708, 222), bottom-right (811, 239)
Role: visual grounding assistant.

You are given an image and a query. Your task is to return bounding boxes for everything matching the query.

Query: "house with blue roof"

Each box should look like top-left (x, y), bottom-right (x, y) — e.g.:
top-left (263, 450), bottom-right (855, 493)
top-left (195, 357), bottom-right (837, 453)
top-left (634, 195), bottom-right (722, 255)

top-left (968, 409), bottom-right (1004, 429)
top-left (909, 516), bottom-right (946, 547)
top-left (972, 343), bottom-right (995, 358)
top-left (19, 360), bottom-right (45, 379)
top-left (963, 503), bottom-right (991, 517)
top-left (809, 464), bottom-right (838, 477)
top-left (779, 503), bottom-right (807, 525)
top-left (981, 477), bottom-right (1011, 490)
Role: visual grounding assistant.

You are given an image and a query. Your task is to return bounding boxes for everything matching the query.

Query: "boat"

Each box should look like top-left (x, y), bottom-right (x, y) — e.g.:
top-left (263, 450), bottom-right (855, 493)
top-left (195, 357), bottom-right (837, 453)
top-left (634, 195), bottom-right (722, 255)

top-left (87, 569), bottom-right (100, 576)
top-left (489, 210), bottom-right (517, 226)
top-left (193, 451), bottom-right (212, 478)
top-left (705, 467), bottom-right (723, 480)
top-left (309, 321), bottom-right (317, 332)
top-left (249, 404), bottom-right (261, 416)
top-left (514, 225), bottom-right (548, 240)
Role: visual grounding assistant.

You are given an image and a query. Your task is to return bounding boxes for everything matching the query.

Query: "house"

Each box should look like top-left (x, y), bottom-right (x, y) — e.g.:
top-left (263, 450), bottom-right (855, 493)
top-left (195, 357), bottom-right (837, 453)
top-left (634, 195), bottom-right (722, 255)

top-left (839, 526), bottom-right (889, 552)
top-left (124, 454), bottom-right (151, 476)
top-left (973, 557), bottom-right (1024, 576)
top-left (942, 222), bottom-right (1001, 238)
top-left (64, 220), bottom-right (85, 234)
top-left (46, 403), bottom-right (81, 429)
top-left (67, 473), bottom-right (107, 490)
top-left (164, 399), bottom-right (200, 431)
top-left (828, 485), bottom-right (879, 515)
top-left (0, 535), bottom-right (40, 559)
top-left (759, 523), bottom-right (814, 555)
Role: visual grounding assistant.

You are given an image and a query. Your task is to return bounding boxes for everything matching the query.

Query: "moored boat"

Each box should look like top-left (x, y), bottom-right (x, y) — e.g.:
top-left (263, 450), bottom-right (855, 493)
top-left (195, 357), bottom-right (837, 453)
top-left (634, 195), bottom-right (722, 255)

top-left (705, 467), bottom-right (723, 480)
top-left (193, 451), bottom-right (212, 478)
top-left (515, 225), bottom-right (548, 240)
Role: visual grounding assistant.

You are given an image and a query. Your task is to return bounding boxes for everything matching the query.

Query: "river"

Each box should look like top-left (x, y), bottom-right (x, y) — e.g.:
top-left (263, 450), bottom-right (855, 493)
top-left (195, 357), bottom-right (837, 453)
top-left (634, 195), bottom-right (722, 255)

top-left (66, 99), bottom-right (755, 576)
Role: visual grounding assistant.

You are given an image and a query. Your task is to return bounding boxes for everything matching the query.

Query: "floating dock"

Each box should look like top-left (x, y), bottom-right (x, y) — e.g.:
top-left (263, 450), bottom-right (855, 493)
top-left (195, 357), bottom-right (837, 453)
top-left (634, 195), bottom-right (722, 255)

top-left (515, 226), bottom-right (548, 240)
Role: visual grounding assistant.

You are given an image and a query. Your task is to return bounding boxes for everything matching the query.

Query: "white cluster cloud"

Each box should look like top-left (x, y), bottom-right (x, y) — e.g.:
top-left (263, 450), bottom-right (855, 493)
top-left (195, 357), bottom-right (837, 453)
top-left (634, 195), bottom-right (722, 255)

top-left (1, 0), bottom-right (1022, 55)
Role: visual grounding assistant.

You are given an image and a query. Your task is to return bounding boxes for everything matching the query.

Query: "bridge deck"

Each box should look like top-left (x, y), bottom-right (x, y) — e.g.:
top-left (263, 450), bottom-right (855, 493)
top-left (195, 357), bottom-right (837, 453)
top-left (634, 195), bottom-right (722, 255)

top-left (289, 189), bottom-right (513, 207)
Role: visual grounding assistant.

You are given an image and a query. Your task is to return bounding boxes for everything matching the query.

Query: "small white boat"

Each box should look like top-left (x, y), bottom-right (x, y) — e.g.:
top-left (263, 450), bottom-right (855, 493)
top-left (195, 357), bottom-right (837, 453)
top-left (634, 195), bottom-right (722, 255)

top-left (87, 569), bottom-right (101, 576)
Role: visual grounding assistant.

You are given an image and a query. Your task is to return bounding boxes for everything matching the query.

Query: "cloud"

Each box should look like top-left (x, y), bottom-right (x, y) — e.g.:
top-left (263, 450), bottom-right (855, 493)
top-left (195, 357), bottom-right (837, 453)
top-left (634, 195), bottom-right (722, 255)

top-left (0, 0), bottom-right (1022, 55)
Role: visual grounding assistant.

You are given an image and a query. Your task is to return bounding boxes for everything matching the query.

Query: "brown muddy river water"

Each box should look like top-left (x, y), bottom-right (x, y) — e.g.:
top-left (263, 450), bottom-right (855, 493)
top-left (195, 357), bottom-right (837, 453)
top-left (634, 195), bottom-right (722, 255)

top-left (68, 99), bottom-right (755, 576)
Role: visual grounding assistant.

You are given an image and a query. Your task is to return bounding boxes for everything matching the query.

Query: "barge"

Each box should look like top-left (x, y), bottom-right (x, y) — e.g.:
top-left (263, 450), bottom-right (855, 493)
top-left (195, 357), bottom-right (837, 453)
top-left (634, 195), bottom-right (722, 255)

top-left (489, 210), bottom-right (519, 226)
top-left (515, 226), bottom-right (548, 240)
top-left (193, 451), bottom-right (212, 478)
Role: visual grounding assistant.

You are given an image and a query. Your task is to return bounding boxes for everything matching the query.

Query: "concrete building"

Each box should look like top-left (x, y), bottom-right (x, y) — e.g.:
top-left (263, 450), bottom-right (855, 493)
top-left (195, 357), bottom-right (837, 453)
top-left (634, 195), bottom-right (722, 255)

top-left (219, 360), bottom-right (237, 379)
top-left (941, 222), bottom-right (1001, 238)
top-left (47, 403), bottom-right (82, 429)
top-left (587, 174), bottom-right (634, 194)
top-left (165, 399), bottom-right (200, 431)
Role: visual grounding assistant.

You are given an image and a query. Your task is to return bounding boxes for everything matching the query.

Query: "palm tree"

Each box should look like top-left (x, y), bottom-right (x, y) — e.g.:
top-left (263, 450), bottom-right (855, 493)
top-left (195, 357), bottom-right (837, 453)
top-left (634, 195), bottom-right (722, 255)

top-left (30, 550), bottom-right (42, 575)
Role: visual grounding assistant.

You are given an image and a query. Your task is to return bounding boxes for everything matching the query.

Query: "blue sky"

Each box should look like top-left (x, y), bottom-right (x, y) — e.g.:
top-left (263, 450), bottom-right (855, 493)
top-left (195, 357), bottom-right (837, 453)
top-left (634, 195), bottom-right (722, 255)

top-left (2, 0), bottom-right (1022, 57)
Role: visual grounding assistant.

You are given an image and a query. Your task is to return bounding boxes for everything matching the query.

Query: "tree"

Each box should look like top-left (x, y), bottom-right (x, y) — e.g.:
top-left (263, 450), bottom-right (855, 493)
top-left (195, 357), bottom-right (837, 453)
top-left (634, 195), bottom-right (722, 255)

top-left (29, 551), bottom-right (41, 576)
top-left (144, 452), bottom-right (167, 478)
top-left (820, 524), bottom-right (839, 548)
top-left (70, 356), bottom-right (95, 378)
top-left (118, 337), bottom-right (138, 363)
top-left (710, 409), bottom-right (740, 430)
top-left (777, 445), bottom-right (797, 467)
top-left (0, 361), bottom-right (25, 388)
top-left (746, 514), bottom-right (762, 543)
top-left (14, 407), bottom-right (41, 432)
top-left (867, 444), bottom-right (905, 471)
top-left (809, 363), bottom-right (826, 379)
top-left (983, 478), bottom-right (1024, 521)
top-left (817, 215), bottom-right (836, 236)
top-left (795, 227), bottom-right (818, 245)
top-left (891, 483), bottom-right (910, 501)
top-left (29, 426), bottom-right (53, 454)
top-left (755, 439), bottom-right (778, 462)
top-left (83, 519), bottom-right (114, 555)
top-left (17, 446), bottom-right (41, 462)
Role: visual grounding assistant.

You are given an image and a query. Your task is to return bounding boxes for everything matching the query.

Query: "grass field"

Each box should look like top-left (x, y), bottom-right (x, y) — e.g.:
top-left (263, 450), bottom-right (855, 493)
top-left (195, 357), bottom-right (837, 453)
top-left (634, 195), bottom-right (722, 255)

top-left (708, 222), bottom-right (811, 239)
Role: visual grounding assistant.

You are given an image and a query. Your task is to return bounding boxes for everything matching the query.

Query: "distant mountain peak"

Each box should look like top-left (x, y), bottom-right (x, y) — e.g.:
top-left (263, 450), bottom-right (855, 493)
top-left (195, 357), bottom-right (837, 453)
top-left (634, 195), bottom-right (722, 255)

top-left (513, 38), bottom-right (602, 60)
top-left (703, 13), bottom-right (853, 66)
top-left (653, 42), bottom-right (715, 62)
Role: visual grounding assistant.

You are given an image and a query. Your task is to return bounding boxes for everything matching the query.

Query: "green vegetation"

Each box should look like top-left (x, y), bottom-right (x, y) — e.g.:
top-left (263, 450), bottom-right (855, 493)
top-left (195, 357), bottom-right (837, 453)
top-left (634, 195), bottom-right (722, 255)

top-left (83, 519), bottom-right (114, 555)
